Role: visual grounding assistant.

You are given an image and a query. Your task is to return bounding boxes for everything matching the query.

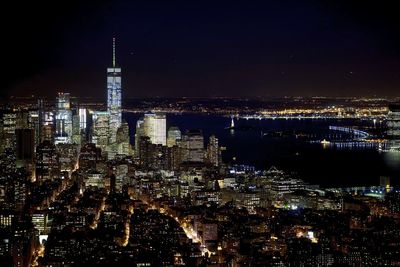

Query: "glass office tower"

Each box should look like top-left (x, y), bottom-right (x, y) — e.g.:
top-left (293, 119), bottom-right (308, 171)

top-left (107, 38), bottom-right (122, 143)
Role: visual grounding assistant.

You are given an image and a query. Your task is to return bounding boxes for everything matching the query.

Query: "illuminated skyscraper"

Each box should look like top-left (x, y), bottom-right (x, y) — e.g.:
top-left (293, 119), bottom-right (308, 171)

top-left (79, 143), bottom-right (101, 173)
top-left (387, 104), bottom-right (400, 150)
top-left (92, 111), bottom-right (109, 154)
top-left (37, 99), bottom-right (44, 143)
top-left (79, 108), bottom-right (87, 131)
top-left (28, 110), bottom-right (40, 148)
top-left (135, 118), bottom-right (145, 155)
top-left (387, 105), bottom-right (400, 137)
top-left (167, 126), bottom-right (181, 147)
top-left (181, 129), bottom-right (204, 163)
top-left (55, 92), bottom-right (72, 144)
top-left (35, 140), bottom-right (60, 182)
top-left (116, 122), bottom-right (130, 155)
top-left (143, 113), bottom-right (167, 146)
top-left (72, 113), bottom-right (81, 145)
top-left (1, 112), bottom-right (17, 150)
top-left (107, 38), bottom-right (122, 144)
top-left (37, 110), bottom-right (54, 144)
top-left (207, 134), bottom-right (220, 167)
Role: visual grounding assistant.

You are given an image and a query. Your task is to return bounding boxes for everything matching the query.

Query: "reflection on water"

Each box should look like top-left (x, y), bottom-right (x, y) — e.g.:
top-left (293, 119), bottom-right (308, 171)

top-left (383, 151), bottom-right (400, 171)
top-left (124, 113), bottom-right (400, 187)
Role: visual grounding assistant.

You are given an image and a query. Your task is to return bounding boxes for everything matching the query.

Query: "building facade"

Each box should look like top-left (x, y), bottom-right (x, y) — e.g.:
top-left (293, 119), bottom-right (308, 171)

top-left (55, 92), bottom-right (73, 144)
top-left (387, 104), bottom-right (400, 150)
top-left (107, 38), bottom-right (122, 144)
top-left (143, 113), bottom-right (167, 146)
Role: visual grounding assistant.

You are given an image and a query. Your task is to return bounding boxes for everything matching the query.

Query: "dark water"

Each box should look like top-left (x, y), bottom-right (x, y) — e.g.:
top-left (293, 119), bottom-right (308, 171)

top-left (123, 113), bottom-right (400, 187)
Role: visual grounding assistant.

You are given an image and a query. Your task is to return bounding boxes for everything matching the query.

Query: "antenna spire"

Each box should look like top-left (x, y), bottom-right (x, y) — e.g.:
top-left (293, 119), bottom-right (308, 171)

top-left (112, 37), bottom-right (116, 67)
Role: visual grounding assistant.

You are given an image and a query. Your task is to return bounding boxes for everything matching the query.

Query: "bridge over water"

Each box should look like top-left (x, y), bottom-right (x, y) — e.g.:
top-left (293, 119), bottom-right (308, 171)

top-left (328, 126), bottom-right (370, 139)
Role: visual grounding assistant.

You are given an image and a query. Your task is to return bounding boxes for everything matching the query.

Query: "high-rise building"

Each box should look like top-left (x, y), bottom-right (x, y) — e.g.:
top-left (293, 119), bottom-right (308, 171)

top-left (116, 122), bottom-right (130, 155)
top-left (79, 108), bottom-right (88, 131)
top-left (42, 125), bottom-right (53, 143)
top-left (137, 136), bottom-right (170, 170)
top-left (35, 141), bottom-right (60, 182)
top-left (77, 107), bottom-right (88, 145)
top-left (37, 99), bottom-right (45, 143)
top-left (1, 112), bottom-right (17, 150)
top-left (55, 92), bottom-right (73, 144)
top-left (28, 110), bottom-right (40, 148)
top-left (15, 129), bottom-right (35, 169)
top-left (181, 130), bottom-right (204, 163)
top-left (138, 136), bottom-right (152, 169)
top-left (79, 143), bottom-right (102, 173)
top-left (168, 145), bottom-right (184, 171)
top-left (43, 111), bottom-right (55, 144)
top-left (0, 148), bottom-right (16, 176)
top-left (143, 113), bottom-right (166, 146)
top-left (107, 38), bottom-right (122, 144)
top-left (135, 119), bottom-right (145, 156)
top-left (207, 135), bottom-right (220, 167)
top-left (92, 111), bottom-right (110, 154)
top-left (387, 104), bottom-right (400, 150)
top-left (0, 168), bottom-right (28, 211)
top-left (16, 112), bottom-right (30, 129)
top-left (167, 126), bottom-right (181, 147)
top-left (114, 164), bottom-right (128, 193)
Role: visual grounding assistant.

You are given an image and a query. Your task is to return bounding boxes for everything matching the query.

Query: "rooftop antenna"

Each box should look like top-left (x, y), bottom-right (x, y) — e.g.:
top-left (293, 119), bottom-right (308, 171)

top-left (112, 37), bottom-right (116, 67)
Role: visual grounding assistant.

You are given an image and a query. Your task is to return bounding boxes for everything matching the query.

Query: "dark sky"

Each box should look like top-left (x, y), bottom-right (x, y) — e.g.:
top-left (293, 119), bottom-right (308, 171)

top-left (2, 0), bottom-right (400, 99)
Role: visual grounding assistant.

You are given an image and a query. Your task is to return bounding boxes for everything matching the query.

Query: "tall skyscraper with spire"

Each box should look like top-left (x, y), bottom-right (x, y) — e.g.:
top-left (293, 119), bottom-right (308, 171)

top-left (107, 37), bottom-right (122, 144)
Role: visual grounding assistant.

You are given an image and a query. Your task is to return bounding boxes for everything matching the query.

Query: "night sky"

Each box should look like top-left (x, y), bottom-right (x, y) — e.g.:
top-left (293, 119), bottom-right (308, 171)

top-left (2, 0), bottom-right (400, 99)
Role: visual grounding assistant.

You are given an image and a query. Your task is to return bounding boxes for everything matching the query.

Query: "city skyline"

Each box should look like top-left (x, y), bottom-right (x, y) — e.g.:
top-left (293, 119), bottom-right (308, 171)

top-left (2, 1), bottom-right (400, 99)
top-left (2, 2), bottom-right (400, 266)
